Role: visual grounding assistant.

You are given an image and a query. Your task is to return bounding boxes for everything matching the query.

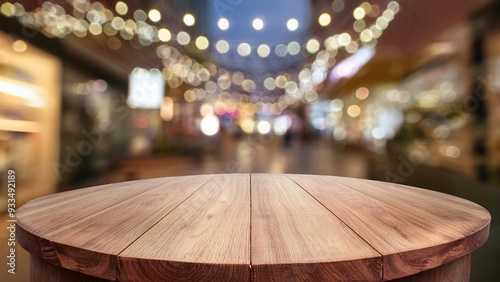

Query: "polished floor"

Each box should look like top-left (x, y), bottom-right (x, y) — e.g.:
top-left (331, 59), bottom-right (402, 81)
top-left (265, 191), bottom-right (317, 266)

top-left (1, 135), bottom-right (498, 281)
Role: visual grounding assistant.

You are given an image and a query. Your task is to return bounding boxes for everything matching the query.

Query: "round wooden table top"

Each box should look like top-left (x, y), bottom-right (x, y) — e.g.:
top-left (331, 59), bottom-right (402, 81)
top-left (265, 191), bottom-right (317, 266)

top-left (17, 174), bottom-right (490, 281)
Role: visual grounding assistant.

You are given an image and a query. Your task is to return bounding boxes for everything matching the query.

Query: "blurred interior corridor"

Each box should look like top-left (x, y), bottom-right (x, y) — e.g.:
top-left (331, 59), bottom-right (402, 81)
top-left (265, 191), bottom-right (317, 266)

top-left (1, 0), bottom-right (500, 281)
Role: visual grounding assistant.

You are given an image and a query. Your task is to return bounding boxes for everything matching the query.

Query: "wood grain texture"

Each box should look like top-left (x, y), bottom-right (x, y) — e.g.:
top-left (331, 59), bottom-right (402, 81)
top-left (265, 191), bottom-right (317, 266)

top-left (392, 254), bottom-right (471, 282)
top-left (118, 258), bottom-right (249, 282)
top-left (118, 174), bottom-right (251, 281)
top-left (30, 255), bottom-right (110, 282)
top-left (328, 176), bottom-right (489, 280)
top-left (34, 175), bottom-right (213, 280)
top-left (287, 174), bottom-right (489, 280)
top-left (251, 174), bottom-right (381, 281)
top-left (331, 176), bottom-right (491, 237)
top-left (16, 173), bottom-right (490, 281)
top-left (16, 177), bottom-right (171, 236)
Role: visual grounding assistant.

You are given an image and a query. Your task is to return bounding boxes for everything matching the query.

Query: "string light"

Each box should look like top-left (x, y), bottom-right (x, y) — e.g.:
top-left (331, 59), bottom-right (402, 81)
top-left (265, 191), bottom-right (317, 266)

top-left (353, 7), bottom-right (366, 20)
top-left (252, 18), bottom-right (264, 30)
top-left (183, 14), bottom-right (195, 26)
top-left (287, 18), bottom-right (299, 31)
top-left (158, 28), bottom-right (171, 42)
top-left (237, 43), bottom-right (251, 56)
top-left (306, 39), bottom-right (320, 53)
top-left (148, 9), bottom-right (161, 22)
top-left (216, 40), bottom-right (229, 53)
top-left (218, 18), bottom-right (229, 30)
top-left (177, 31), bottom-right (190, 45)
top-left (115, 2), bottom-right (128, 16)
top-left (318, 13), bottom-right (331, 26)
top-left (4, 0), bottom-right (401, 113)
top-left (257, 44), bottom-right (271, 57)
top-left (195, 36), bottom-right (209, 50)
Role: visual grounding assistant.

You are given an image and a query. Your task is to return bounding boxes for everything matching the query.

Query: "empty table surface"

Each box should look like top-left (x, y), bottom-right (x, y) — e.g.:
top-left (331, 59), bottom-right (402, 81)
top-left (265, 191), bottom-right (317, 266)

top-left (16, 174), bottom-right (490, 281)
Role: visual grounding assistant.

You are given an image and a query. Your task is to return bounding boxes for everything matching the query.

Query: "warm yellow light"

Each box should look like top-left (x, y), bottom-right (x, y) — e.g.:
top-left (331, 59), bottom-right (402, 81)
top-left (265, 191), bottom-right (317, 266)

top-left (89, 23), bottom-right (103, 35)
top-left (306, 39), bottom-right (320, 53)
top-left (0, 79), bottom-right (38, 100)
top-left (388, 1), bottom-right (400, 13)
top-left (148, 9), bottom-right (161, 22)
top-left (218, 18), bottom-right (229, 30)
top-left (241, 79), bottom-right (256, 92)
top-left (111, 17), bottom-right (125, 30)
top-left (1, 2), bottom-right (16, 17)
top-left (160, 97), bottom-right (174, 121)
top-left (200, 103), bottom-right (214, 117)
top-left (115, 1), bottom-right (128, 15)
top-left (345, 41), bottom-right (358, 53)
top-left (347, 105), bottom-right (361, 117)
top-left (318, 13), bottom-right (331, 26)
top-left (201, 115), bottom-right (220, 136)
top-left (360, 29), bottom-right (373, 42)
top-left (12, 40), bottom-right (27, 52)
top-left (257, 121), bottom-right (271, 134)
top-left (338, 33), bottom-right (351, 46)
top-left (360, 2), bottom-right (372, 14)
top-left (195, 36), bottom-right (209, 50)
top-left (353, 7), bottom-right (366, 20)
top-left (444, 145), bottom-right (460, 158)
top-left (184, 90), bottom-right (196, 102)
top-left (275, 75), bottom-right (288, 88)
top-left (287, 18), bottom-right (299, 31)
top-left (240, 119), bottom-right (255, 133)
top-left (183, 14), bottom-right (195, 26)
top-left (370, 25), bottom-right (382, 38)
top-left (355, 87), bottom-right (369, 100)
top-left (158, 28), bottom-right (171, 42)
top-left (382, 10), bottom-right (395, 21)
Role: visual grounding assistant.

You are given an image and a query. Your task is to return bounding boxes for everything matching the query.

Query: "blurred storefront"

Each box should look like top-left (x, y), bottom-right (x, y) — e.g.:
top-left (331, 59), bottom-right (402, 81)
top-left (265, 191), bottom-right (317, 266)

top-left (0, 31), bottom-right (61, 208)
top-left (484, 25), bottom-right (500, 185)
top-left (58, 66), bottom-right (130, 187)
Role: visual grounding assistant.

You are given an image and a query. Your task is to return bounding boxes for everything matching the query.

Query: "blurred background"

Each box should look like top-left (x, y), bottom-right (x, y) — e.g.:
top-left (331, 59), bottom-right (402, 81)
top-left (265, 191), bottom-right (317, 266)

top-left (0, 0), bottom-right (499, 281)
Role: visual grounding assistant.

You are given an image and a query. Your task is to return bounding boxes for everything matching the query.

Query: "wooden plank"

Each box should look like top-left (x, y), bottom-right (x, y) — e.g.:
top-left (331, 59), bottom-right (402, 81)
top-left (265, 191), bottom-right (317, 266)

top-left (17, 178), bottom-right (178, 214)
top-left (29, 174), bottom-right (213, 280)
top-left (330, 176), bottom-right (490, 279)
top-left (118, 174), bottom-right (251, 281)
top-left (331, 176), bottom-right (491, 230)
top-left (30, 255), bottom-right (110, 282)
top-left (287, 174), bottom-right (482, 280)
top-left (16, 177), bottom-right (171, 235)
top-left (392, 254), bottom-right (471, 282)
top-left (251, 174), bottom-right (381, 281)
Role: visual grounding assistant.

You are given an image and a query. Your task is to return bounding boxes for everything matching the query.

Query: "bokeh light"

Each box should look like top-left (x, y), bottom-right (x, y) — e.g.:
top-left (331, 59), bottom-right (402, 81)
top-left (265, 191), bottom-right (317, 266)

top-left (148, 9), bottom-right (161, 22)
top-left (257, 121), bottom-right (271, 134)
top-left (252, 18), bottom-right (264, 30)
top-left (201, 115), bottom-right (220, 136)
top-left (318, 13), bottom-right (331, 26)
top-left (287, 18), bottom-right (299, 31)
top-left (218, 18), bottom-right (229, 30)
top-left (183, 14), bottom-right (195, 26)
